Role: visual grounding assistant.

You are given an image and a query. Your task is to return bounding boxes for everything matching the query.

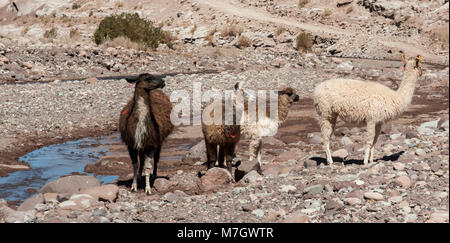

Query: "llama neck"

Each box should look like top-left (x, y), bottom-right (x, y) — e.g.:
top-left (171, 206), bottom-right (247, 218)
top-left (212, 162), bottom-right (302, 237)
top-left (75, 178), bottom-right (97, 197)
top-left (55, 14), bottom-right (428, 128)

top-left (396, 69), bottom-right (419, 110)
top-left (132, 87), bottom-right (151, 149)
top-left (277, 95), bottom-right (291, 125)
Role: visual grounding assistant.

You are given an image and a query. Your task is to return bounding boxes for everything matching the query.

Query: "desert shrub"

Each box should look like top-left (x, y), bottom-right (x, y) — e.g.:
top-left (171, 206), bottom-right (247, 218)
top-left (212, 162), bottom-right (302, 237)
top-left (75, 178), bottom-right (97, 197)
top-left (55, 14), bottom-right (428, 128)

top-left (115, 1), bottom-right (124, 8)
top-left (295, 32), bottom-right (313, 52)
top-left (103, 36), bottom-right (146, 50)
top-left (69, 28), bottom-right (80, 40)
top-left (237, 35), bottom-right (252, 48)
top-left (44, 27), bottom-right (58, 39)
top-left (190, 24), bottom-right (197, 35)
top-left (276, 26), bottom-right (286, 36)
top-left (72, 3), bottom-right (81, 9)
top-left (298, 0), bottom-right (309, 8)
top-left (93, 13), bottom-right (171, 50)
top-left (221, 25), bottom-right (243, 37)
top-left (323, 9), bottom-right (333, 17)
top-left (21, 26), bottom-right (29, 36)
top-left (205, 28), bottom-right (217, 45)
top-left (346, 5), bottom-right (353, 14)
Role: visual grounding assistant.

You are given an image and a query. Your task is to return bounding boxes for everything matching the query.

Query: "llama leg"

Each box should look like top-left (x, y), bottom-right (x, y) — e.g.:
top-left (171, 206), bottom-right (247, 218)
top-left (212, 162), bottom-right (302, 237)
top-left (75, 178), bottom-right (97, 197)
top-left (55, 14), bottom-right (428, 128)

top-left (225, 143), bottom-right (237, 173)
top-left (143, 149), bottom-right (155, 195)
top-left (255, 138), bottom-right (262, 165)
top-left (153, 147), bottom-right (161, 179)
top-left (206, 142), bottom-right (218, 169)
top-left (319, 118), bottom-right (334, 165)
top-left (248, 134), bottom-right (260, 162)
top-left (138, 151), bottom-right (145, 179)
top-left (218, 145), bottom-right (226, 168)
top-left (129, 148), bottom-right (139, 192)
top-left (370, 123), bottom-right (382, 163)
top-left (363, 121), bottom-right (376, 165)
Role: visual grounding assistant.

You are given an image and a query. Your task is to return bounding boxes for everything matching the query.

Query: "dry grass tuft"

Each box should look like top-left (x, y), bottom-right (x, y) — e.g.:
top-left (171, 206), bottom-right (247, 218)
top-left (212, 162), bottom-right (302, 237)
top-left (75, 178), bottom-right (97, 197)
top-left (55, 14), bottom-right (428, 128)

top-left (221, 25), bottom-right (243, 37)
top-left (296, 32), bottom-right (313, 52)
top-left (69, 28), bottom-right (81, 40)
top-left (298, 0), bottom-right (309, 8)
top-left (323, 9), bottom-right (333, 17)
top-left (276, 26), bottom-right (286, 36)
top-left (346, 5), bottom-right (354, 14)
top-left (237, 35), bottom-right (252, 48)
top-left (43, 27), bottom-right (58, 39)
top-left (21, 26), bottom-right (29, 36)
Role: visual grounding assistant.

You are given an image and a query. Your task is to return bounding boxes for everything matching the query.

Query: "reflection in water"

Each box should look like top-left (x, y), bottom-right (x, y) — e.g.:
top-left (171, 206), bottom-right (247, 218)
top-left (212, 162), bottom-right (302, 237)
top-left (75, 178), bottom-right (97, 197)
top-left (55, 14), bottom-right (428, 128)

top-left (0, 135), bottom-right (120, 202)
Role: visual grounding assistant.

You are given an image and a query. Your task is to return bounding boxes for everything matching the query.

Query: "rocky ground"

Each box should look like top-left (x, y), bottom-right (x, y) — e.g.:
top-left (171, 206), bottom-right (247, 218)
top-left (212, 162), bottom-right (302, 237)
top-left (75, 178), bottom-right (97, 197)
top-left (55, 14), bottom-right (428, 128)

top-left (0, 0), bottom-right (449, 223)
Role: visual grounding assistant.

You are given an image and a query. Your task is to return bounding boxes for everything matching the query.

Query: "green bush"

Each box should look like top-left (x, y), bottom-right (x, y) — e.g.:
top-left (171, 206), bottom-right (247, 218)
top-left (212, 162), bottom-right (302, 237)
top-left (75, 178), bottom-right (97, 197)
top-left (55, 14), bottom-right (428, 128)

top-left (93, 13), bottom-right (171, 50)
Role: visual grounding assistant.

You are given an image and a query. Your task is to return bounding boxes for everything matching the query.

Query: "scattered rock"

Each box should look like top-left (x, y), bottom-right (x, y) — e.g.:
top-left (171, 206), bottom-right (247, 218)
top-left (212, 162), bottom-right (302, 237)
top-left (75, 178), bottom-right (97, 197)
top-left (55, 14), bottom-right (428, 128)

top-left (363, 192), bottom-right (384, 201)
top-left (59, 194), bottom-right (97, 211)
top-left (80, 184), bottom-right (119, 202)
top-left (415, 149), bottom-right (426, 156)
top-left (303, 184), bottom-right (324, 196)
top-left (283, 211), bottom-right (309, 223)
top-left (395, 176), bottom-right (412, 188)
top-left (280, 185), bottom-right (297, 193)
top-left (332, 149), bottom-right (349, 160)
top-left (344, 197), bottom-right (361, 206)
top-left (235, 159), bottom-right (262, 182)
top-left (340, 136), bottom-right (353, 146)
top-left (240, 170), bottom-right (263, 184)
top-left (251, 209), bottom-right (265, 218)
top-left (393, 162), bottom-right (405, 171)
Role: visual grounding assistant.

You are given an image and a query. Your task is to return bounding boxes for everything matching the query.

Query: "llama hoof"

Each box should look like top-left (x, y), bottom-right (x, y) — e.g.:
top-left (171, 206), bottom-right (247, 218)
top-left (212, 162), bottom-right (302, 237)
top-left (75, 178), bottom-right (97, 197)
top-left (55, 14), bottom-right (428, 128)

top-left (145, 186), bottom-right (152, 195)
top-left (131, 182), bottom-right (138, 192)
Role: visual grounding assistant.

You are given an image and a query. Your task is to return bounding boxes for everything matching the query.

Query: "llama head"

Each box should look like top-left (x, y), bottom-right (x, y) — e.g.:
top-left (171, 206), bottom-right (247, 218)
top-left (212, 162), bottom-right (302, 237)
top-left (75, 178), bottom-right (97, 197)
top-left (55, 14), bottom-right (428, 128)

top-left (278, 87), bottom-right (299, 103)
top-left (401, 54), bottom-right (424, 77)
top-left (234, 81), bottom-right (255, 101)
top-left (126, 73), bottom-right (165, 90)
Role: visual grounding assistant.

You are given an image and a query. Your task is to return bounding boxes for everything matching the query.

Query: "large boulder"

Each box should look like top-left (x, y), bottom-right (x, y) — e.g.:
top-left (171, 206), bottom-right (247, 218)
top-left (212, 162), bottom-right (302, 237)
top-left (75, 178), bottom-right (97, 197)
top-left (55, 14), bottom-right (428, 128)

top-left (39, 175), bottom-right (101, 194)
top-left (154, 172), bottom-right (202, 195)
top-left (201, 168), bottom-right (233, 191)
top-left (17, 193), bottom-right (44, 211)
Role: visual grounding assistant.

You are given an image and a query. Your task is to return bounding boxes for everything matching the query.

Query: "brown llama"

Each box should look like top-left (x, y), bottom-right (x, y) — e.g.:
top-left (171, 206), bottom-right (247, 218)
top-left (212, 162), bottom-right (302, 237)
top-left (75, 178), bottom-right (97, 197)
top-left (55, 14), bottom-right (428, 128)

top-left (119, 73), bottom-right (174, 194)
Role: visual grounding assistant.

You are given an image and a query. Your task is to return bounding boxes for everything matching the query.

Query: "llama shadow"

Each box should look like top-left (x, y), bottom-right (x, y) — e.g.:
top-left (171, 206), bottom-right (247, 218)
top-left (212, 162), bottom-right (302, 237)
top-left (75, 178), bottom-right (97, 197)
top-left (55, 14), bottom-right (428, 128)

top-left (116, 175), bottom-right (170, 189)
top-left (309, 151), bottom-right (405, 166)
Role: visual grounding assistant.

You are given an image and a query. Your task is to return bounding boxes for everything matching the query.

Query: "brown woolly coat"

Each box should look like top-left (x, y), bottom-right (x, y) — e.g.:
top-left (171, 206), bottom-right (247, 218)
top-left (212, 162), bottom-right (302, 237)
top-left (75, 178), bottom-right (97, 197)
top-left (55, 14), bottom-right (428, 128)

top-left (119, 89), bottom-right (174, 150)
top-left (202, 101), bottom-right (241, 145)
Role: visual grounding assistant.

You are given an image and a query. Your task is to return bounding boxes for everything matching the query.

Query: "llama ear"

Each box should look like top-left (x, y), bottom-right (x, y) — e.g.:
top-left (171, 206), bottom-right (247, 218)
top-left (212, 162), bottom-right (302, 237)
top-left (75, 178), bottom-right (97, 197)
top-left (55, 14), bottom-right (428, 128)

top-left (125, 77), bottom-right (138, 83)
top-left (234, 82), bottom-right (240, 90)
top-left (400, 54), bottom-right (407, 65)
top-left (415, 55), bottom-right (424, 68)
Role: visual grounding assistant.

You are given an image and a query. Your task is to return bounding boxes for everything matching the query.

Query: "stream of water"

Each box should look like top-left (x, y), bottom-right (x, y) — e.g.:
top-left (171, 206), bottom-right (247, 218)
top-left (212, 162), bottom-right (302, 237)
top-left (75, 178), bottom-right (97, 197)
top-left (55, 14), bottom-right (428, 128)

top-left (0, 136), bottom-right (120, 202)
